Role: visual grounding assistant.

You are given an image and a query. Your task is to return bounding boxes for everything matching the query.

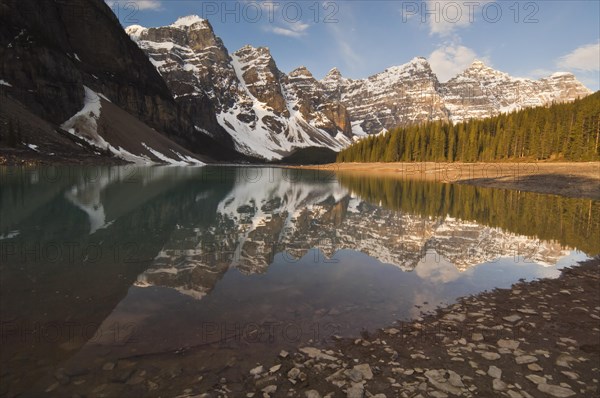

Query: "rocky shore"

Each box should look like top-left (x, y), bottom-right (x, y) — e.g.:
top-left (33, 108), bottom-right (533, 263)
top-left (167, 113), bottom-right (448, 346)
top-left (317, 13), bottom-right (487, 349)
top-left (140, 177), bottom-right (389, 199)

top-left (23, 261), bottom-right (599, 398)
top-left (235, 258), bottom-right (599, 398)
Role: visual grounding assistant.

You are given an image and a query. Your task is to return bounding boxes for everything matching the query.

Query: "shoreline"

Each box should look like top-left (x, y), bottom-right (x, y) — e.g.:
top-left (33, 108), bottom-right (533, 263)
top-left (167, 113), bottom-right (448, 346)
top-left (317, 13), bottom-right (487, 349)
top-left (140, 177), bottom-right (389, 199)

top-left (290, 162), bottom-right (600, 200)
top-left (2, 155), bottom-right (598, 201)
top-left (241, 257), bottom-right (600, 397)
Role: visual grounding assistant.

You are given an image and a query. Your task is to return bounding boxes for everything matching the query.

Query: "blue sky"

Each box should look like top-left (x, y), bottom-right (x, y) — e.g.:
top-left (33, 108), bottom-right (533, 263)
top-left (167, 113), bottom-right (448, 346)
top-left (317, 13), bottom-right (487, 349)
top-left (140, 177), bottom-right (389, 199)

top-left (108, 1), bottom-right (600, 90)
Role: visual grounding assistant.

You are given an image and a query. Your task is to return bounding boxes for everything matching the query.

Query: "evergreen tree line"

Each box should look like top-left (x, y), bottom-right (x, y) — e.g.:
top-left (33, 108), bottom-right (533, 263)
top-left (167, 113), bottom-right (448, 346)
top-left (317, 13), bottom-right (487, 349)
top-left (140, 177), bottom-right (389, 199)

top-left (337, 174), bottom-right (600, 255)
top-left (338, 92), bottom-right (600, 162)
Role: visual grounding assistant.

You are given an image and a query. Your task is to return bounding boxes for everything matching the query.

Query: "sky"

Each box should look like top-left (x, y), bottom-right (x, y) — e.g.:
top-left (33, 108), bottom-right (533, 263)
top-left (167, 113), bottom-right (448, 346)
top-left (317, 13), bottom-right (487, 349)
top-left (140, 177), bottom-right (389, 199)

top-left (106, 0), bottom-right (600, 90)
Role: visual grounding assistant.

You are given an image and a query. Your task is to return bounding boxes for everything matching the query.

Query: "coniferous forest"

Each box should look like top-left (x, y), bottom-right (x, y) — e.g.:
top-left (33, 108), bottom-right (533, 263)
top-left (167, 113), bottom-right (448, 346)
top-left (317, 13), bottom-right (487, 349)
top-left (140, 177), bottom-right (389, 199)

top-left (338, 92), bottom-right (600, 163)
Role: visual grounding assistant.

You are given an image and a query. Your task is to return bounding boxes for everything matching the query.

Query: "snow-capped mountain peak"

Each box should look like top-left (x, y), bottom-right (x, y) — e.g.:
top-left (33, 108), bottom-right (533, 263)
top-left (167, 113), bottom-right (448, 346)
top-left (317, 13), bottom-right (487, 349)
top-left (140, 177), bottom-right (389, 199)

top-left (171, 15), bottom-right (208, 29)
top-left (127, 17), bottom-right (593, 159)
top-left (468, 59), bottom-right (487, 69)
top-left (550, 71), bottom-right (575, 78)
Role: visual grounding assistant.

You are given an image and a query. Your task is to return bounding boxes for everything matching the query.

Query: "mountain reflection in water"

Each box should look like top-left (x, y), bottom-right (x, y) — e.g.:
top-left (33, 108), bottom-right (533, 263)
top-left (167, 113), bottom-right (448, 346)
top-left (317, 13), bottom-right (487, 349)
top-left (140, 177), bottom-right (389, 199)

top-left (0, 166), bottom-right (597, 397)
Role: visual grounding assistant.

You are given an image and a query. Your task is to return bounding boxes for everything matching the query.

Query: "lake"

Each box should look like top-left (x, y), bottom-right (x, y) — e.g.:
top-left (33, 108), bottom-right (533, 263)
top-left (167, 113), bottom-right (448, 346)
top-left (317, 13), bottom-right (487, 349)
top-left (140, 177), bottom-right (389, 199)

top-left (0, 166), bottom-right (598, 397)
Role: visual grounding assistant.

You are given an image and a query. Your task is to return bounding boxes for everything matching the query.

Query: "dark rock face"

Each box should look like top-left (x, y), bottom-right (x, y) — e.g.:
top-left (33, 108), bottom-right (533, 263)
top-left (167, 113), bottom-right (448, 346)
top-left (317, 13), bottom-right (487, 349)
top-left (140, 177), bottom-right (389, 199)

top-left (0, 0), bottom-right (245, 161)
top-left (1, 0), bottom-right (181, 131)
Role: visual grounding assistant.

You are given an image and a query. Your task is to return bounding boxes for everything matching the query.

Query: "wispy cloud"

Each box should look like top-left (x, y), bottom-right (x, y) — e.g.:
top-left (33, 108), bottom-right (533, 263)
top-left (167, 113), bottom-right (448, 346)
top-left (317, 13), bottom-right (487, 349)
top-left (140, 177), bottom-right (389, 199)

top-left (557, 42), bottom-right (600, 72)
top-left (327, 23), bottom-right (363, 71)
top-left (267, 22), bottom-right (310, 38)
top-left (105, 1), bottom-right (162, 11)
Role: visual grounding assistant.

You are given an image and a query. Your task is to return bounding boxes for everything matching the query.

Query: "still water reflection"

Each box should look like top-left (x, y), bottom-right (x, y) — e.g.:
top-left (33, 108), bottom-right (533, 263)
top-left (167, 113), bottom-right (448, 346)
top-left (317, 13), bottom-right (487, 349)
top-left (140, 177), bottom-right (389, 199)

top-left (0, 166), bottom-right (597, 397)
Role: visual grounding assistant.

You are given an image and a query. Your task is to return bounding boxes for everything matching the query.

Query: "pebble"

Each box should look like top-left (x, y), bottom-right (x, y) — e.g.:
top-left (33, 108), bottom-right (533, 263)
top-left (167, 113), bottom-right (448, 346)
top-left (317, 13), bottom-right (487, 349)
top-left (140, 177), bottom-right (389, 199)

top-left (559, 338), bottom-right (577, 345)
top-left (555, 354), bottom-right (576, 368)
top-left (384, 328), bottom-right (400, 335)
top-left (345, 364), bottom-right (373, 382)
top-left (288, 368), bottom-right (301, 380)
top-left (45, 382), bottom-right (59, 393)
top-left (481, 352), bottom-right (501, 361)
top-left (279, 350), bottom-right (289, 359)
top-left (429, 392), bottom-right (448, 398)
top-left (269, 365), bottom-right (281, 373)
top-left (250, 366), bottom-right (264, 376)
top-left (497, 339), bottom-right (520, 350)
top-left (503, 315), bottom-right (522, 323)
top-left (560, 371), bottom-right (578, 380)
top-left (487, 366), bottom-right (502, 379)
top-left (493, 378), bottom-right (507, 391)
top-left (424, 369), bottom-right (463, 395)
top-left (262, 385), bottom-right (277, 395)
top-left (346, 383), bottom-right (364, 398)
top-left (300, 347), bottom-right (336, 361)
top-left (517, 308), bottom-right (537, 315)
top-left (537, 383), bottom-right (576, 397)
top-left (305, 390), bottom-right (321, 398)
top-left (528, 363), bottom-right (543, 372)
top-left (515, 355), bottom-right (538, 365)
top-left (102, 362), bottom-right (115, 371)
top-left (525, 375), bottom-right (546, 384)
top-left (471, 333), bottom-right (484, 342)
top-left (444, 313), bottom-right (466, 322)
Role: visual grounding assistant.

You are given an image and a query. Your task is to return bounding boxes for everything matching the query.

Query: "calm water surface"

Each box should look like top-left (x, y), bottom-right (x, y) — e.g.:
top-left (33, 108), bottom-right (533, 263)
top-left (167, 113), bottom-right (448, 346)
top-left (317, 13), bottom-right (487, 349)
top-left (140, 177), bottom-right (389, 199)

top-left (0, 166), bottom-right (598, 397)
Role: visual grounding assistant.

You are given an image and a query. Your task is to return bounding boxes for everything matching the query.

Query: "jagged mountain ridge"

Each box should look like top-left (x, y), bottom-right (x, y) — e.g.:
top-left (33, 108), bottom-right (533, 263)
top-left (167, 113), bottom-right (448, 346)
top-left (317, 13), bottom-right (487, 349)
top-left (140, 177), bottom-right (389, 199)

top-left (127, 17), bottom-right (352, 160)
top-left (127, 15), bottom-right (592, 160)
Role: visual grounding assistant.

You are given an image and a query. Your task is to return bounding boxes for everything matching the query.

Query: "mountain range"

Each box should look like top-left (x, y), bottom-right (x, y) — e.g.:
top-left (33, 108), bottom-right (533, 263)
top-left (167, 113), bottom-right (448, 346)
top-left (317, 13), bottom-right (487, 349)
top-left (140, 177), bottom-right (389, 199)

top-left (0, 0), bottom-right (593, 163)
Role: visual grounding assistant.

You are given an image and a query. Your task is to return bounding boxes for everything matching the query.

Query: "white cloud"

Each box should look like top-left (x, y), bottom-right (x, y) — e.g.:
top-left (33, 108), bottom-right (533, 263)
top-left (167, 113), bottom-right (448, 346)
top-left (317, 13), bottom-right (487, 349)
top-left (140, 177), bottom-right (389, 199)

top-left (428, 44), bottom-right (489, 82)
top-left (557, 42), bottom-right (600, 72)
top-left (106, 1), bottom-right (162, 11)
top-left (267, 22), bottom-right (310, 38)
top-left (414, 254), bottom-right (461, 284)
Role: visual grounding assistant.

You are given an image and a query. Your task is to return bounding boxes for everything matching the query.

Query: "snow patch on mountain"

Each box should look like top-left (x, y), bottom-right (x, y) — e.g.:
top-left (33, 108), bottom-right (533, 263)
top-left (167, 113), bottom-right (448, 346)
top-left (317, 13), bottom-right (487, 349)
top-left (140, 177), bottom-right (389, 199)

top-left (61, 86), bottom-right (104, 144)
top-left (171, 15), bottom-right (207, 28)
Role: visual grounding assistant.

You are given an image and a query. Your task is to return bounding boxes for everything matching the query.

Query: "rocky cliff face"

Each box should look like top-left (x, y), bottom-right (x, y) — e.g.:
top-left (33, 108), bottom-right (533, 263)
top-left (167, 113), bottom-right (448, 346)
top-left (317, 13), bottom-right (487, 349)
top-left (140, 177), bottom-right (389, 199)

top-left (128, 16), bottom-right (592, 160)
top-left (127, 17), bottom-right (355, 160)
